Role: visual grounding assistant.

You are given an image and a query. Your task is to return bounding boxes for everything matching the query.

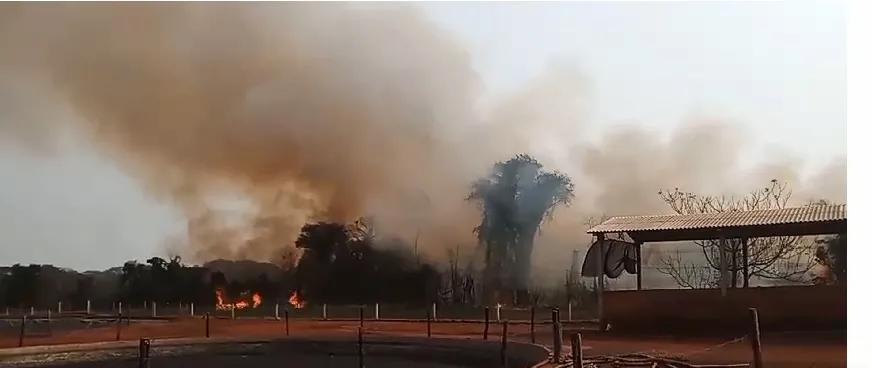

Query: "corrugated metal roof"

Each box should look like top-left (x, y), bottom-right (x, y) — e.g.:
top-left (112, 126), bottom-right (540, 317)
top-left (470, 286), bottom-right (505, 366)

top-left (587, 204), bottom-right (846, 234)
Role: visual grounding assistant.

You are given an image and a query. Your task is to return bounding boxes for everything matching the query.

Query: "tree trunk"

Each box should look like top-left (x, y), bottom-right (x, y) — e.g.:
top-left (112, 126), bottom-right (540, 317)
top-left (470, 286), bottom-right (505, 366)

top-left (513, 229), bottom-right (537, 302)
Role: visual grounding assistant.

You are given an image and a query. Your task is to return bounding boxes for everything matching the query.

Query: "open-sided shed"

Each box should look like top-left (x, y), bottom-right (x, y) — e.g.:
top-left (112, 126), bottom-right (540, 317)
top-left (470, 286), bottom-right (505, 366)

top-left (584, 204), bottom-right (846, 329)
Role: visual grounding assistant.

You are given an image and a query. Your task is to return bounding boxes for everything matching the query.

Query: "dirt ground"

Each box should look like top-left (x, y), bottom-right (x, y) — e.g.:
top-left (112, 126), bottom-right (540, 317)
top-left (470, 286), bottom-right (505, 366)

top-left (543, 328), bottom-right (846, 368)
top-left (0, 318), bottom-right (845, 368)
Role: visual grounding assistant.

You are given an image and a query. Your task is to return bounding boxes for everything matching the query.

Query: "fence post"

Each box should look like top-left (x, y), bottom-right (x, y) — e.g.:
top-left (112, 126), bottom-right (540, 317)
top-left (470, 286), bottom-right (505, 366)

top-left (496, 304), bottom-right (502, 322)
top-left (151, 302), bottom-right (157, 318)
top-left (86, 300), bottom-right (91, 315)
top-left (530, 306), bottom-right (536, 344)
top-left (139, 338), bottom-right (151, 368)
top-left (426, 305), bottom-right (432, 337)
top-left (431, 303), bottom-right (437, 321)
top-left (322, 303), bottom-right (328, 320)
top-left (116, 312), bottom-right (122, 341)
top-left (190, 303), bottom-right (194, 317)
top-left (551, 308), bottom-right (562, 363)
top-left (205, 312), bottom-right (211, 338)
top-left (18, 316), bottom-right (26, 347)
top-left (275, 304), bottom-right (279, 320)
top-left (500, 321), bottom-right (509, 368)
top-left (483, 307), bottom-right (490, 340)
top-left (374, 303), bottom-right (380, 320)
top-left (571, 333), bottom-right (582, 368)
top-left (749, 308), bottom-right (764, 368)
top-left (29, 306), bottom-right (34, 316)
top-left (357, 327), bottom-right (365, 368)
top-left (284, 309), bottom-right (289, 336)
top-left (57, 301), bottom-right (62, 314)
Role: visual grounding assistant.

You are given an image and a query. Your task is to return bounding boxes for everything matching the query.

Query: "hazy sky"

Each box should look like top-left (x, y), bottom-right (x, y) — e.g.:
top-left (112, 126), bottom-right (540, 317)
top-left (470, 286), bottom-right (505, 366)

top-left (0, 1), bottom-right (846, 271)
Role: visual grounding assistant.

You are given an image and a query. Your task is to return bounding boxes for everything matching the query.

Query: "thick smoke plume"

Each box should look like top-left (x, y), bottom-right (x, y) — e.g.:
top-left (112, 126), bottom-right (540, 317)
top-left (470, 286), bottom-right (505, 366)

top-left (0, 3), bottom-right (845, 279)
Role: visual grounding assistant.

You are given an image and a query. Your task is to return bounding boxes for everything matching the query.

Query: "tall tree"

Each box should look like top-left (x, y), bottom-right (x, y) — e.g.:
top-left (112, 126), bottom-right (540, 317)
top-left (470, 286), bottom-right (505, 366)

top-left (468, 154), bottom-right (574, 303)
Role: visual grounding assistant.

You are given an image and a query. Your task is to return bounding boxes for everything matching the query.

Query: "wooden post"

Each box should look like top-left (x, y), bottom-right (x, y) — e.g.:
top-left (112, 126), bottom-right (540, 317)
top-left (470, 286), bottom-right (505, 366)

top-left (742, 237), bottom-right (750, 288)
top-left (529, 306), bottom-right (536, 344)
top-left (571, 333), bottom-right (582, 368)
top-left (284, 309), bottom-right (289, 336)
top-left (426, 305), bottom-right (432, 337)
top-left (551, 308), bottom-right (562, 363)
top-left (595, 234), bottom-right (605, 330)
top-left (719, 232), bottom-right (728, 297)
top-left (322, 303), bottom-right (328, 320)
top-left (18, 316), bottom-right (26, 347)
top-left (483, 307), bottom-right (490, 340)
top-left (357, 327), bottom-right (364, 368)
top-left (431, 302), bottom-right (437, 321)
top-left (138, 338), bottom-right (151, 368)
top-left (749, 308), bottom-right (763, 368)
top-left (205, 312), bottom-right (211, 338)
top-left (374, 303), bottom-right (380, 320)
top-left (86, 300), bottom-right (91, 315)
top-left (500, 321), bottom-right (509, 368)
top-left (116, 312), bottom-right (122, 341)
top-left (635, 241), bottom-right (643, 290)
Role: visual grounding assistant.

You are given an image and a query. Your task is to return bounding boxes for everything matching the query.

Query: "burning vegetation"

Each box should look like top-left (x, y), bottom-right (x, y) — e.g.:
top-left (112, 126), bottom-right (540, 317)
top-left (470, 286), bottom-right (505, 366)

top-left (289, 291), bottom-right (305, 309)
top-left (214, 288), bottom-right (263, 310)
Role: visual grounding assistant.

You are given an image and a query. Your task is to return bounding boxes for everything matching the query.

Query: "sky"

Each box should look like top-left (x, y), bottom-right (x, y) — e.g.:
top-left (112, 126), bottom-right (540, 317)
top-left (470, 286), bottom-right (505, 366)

top-left (0, 1), bottom-right (847, 271)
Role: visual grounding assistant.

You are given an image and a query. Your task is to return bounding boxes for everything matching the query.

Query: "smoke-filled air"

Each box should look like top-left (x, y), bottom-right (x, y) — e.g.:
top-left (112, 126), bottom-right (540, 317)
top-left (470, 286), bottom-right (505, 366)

top-left (0, 3), bottom-right (846, 284)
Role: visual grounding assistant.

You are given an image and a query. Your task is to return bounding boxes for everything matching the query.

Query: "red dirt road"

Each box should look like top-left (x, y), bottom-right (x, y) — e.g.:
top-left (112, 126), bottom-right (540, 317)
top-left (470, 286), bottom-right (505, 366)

top-left (0, 319), bottom-right (845, 368)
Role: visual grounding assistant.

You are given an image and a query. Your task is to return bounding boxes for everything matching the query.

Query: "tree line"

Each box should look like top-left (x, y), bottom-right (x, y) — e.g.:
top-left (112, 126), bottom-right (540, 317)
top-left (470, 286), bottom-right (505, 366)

top-left (0, 219), bottom-right (455, 309)
top-left (0, 154), bottom-right (846, 310)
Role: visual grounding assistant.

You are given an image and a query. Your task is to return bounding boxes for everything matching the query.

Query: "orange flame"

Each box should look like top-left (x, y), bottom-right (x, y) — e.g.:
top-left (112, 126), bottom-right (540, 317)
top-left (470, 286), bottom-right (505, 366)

top-left (215, 288), bottom-right (263, 311)
top-left (289, 291), bottom-right (305, 309)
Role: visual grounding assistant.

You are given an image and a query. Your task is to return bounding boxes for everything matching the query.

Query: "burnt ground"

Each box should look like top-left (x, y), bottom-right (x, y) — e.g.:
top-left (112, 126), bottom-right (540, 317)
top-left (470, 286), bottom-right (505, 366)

top-left (0, 318), bottom-right (846, 368)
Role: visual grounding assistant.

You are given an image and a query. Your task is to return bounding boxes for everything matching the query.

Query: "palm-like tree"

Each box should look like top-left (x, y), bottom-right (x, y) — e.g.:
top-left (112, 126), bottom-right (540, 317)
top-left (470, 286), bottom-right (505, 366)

top-left (468, 154), bottom-right (574, 303)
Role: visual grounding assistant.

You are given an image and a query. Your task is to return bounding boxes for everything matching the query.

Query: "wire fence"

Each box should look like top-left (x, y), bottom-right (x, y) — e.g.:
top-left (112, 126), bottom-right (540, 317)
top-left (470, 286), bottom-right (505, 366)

top-left (0, 302), bottom-right (835, 368)
top-left (0, 301), bottom-right (598, 322)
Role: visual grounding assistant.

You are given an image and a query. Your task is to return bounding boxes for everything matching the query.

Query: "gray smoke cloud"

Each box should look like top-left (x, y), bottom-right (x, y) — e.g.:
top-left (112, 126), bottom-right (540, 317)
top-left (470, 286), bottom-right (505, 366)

top-left (0, 3), bottom-right (845, 280)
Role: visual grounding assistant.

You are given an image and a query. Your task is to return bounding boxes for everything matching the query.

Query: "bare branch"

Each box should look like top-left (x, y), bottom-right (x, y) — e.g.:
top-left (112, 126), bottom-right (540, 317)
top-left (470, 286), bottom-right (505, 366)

top-left (656, 180), bottom-right (817, 288)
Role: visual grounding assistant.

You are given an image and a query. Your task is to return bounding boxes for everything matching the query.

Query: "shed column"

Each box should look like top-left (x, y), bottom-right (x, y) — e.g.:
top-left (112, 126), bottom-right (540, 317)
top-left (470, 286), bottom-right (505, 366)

top-left (741, 237), bottom-right (750, 288)
top-left (635, 241), bottom-right (643, 290)
top-left (595, 234), bottom-right (606, 330)
top-left (718, 232), bottom-right (728, 297)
